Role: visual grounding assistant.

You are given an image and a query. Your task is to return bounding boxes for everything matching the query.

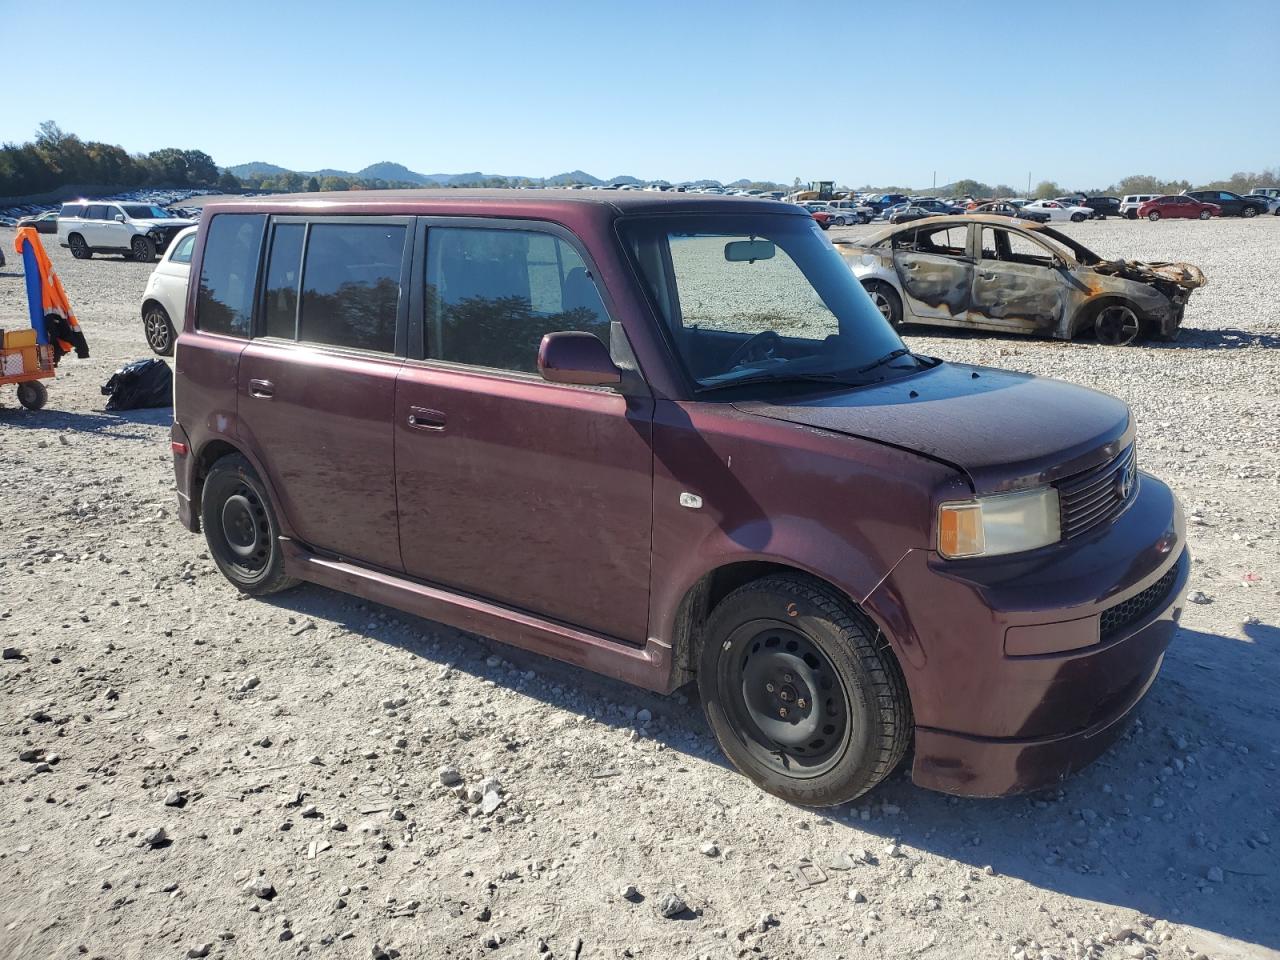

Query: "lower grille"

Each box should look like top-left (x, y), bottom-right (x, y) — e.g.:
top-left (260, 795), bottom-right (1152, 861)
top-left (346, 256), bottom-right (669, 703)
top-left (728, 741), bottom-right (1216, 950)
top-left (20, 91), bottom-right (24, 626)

top-left (1100, 562), bottom-right (1179, 640)
top-left (1057, 444), bottom-right (1137, 540)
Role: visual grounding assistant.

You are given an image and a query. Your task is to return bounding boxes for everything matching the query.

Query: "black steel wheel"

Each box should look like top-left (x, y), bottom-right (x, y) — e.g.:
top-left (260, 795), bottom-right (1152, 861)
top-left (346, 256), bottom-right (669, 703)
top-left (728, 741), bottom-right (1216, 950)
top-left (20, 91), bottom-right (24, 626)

top-left (1095, 303), bottom-right (1142, 346)
top-left (144, 304), bottom-right (176, 356)
top-left (131, 235), bottom-right (156, 262)
top-left (16, 381), bottom-right (48, 410)
top-left (201, 454), bottom-right (298, 595)
top-left (697, 575), bottom-right (912, 806)
top-left (68, 234), bottom-right (91, 259)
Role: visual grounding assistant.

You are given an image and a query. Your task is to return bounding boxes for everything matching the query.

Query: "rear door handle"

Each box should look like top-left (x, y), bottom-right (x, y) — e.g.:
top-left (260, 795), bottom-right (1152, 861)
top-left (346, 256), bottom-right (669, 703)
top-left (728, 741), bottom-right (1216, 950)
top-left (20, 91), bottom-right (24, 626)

top-left (248, 379), bottom-right (274, 398)
top-left (979, 273), bottom-right (997, 281)
top-left (407, 406), bottom-right (446, 431)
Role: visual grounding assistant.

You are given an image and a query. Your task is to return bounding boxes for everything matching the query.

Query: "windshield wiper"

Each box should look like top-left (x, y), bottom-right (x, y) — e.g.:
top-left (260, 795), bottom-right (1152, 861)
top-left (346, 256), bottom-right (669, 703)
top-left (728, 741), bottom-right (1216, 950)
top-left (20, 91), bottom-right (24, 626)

top-left (698, 372), bottom-right (870, 393)
top-left (855, 347), bottom-right (916, 374)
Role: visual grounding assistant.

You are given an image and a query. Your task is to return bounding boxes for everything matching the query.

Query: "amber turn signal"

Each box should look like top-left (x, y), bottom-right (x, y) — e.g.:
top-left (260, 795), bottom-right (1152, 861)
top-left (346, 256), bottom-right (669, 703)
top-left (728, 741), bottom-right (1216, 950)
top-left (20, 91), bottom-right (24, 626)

top-left (937, 501), bottom-right (985, 558)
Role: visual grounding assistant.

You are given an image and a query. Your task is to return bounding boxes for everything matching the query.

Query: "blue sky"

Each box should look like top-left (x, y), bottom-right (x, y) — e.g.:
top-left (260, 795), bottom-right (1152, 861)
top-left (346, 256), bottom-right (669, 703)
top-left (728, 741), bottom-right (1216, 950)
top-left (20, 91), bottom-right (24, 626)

top-left (5, 0), bottom-right (1277, 188)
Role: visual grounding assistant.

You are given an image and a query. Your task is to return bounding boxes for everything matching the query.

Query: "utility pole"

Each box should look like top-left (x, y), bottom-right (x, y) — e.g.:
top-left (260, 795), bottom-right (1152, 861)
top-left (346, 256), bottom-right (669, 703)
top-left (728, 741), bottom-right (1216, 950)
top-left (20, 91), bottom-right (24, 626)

top-left (932, 170), bottom-right (936, 190)
top-left (1027, 171), bottom-right (1032, 195)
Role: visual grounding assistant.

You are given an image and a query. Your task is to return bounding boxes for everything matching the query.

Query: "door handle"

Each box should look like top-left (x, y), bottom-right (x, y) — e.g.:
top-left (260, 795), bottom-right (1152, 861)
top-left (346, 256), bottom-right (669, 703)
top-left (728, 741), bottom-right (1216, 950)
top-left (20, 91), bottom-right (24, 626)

top-left (979, 273), bottom-right (997, 281)
top-left (248, 378), bottom-right (274, 398)
top-left (407, 406), bottom-right (446, 431)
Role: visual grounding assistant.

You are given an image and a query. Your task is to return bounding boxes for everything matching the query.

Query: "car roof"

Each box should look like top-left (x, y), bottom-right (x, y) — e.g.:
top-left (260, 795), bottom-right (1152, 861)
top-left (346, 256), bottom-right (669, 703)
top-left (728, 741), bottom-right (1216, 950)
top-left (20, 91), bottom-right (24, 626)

top-left (201, 188), bottom-right (801, 219)
top-left (857, 214), bottom-right (1084, 251)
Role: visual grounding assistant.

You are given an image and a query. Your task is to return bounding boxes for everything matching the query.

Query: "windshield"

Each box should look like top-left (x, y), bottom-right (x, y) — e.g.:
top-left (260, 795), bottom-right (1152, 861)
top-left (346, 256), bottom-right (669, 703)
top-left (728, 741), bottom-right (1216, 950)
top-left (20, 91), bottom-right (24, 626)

top-left (122, 204), bottom-right (171, 219)
top-left (620, 213), bottom-right (912, 393)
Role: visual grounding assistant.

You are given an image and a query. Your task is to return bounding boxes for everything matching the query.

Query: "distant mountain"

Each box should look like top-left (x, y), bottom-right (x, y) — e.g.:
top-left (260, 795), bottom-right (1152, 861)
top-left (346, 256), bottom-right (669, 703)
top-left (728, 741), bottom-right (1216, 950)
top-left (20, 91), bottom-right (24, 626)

top-left (226, 161), bottom-right (294, 178)
top-left (545, 170), bottom-right (602, 186)
top-left (356, 161), bottom-right (433, 184)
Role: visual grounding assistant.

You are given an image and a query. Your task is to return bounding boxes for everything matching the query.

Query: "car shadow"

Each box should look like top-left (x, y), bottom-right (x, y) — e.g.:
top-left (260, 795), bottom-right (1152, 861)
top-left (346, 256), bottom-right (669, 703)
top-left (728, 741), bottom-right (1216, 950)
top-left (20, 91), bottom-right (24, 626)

top-left (257, 578), bottom-right (1280, 952)
top-left (0, 405), bottom-right (170, 439)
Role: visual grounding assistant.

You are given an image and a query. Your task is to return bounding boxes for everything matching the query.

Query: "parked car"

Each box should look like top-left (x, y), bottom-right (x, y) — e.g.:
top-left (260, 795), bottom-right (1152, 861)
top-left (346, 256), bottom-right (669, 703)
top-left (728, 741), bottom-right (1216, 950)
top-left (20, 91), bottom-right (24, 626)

top-left (836, 214), bottom-right (1205, 345)
top-left (171, 191), bottom-right (1189, 804)
top-left (1137, 196), bottom-right (1220, 221)
top-left (1119, 195), bottom-right (1159, 219)
top-left (1247, 186), bottom-right (1280, 199)
top-left (1243, 193), bottom-right (1280, 214)
top-left (800, 203), bottom-right (833, 229)
top-left (139, 225), bottom-right (197, 355)
top-left (1081, 197), bottom-right (1121, 220)
top-left (824, 200), bottom-right (873, 225)
top-left (889, 200), bottom-right (962, 224)
top-left (965, 201), bottom-right (1051, 223)
top-left (16, 210), bottom-right (59, 234)
top-left (1183, 190), bottom-right (1268, 218)
top-left (1018, 199), bottom-right (1093, 223)
top-left (864, 193), bottom-right (910, 214)
top-left (57, 200), bottom-right (195, 261)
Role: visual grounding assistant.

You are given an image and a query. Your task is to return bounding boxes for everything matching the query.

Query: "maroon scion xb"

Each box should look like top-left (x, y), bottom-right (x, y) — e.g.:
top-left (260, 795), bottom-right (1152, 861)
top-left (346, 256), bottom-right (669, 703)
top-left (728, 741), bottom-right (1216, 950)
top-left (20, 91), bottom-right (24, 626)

top-left (171, 191), bottom-right (1188, 805)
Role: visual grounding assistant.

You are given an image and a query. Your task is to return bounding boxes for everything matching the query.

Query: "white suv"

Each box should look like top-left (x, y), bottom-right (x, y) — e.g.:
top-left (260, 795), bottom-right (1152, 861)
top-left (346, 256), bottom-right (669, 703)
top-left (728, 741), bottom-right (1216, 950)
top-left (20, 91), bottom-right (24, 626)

top-left (139, 225), bottom-right (197, 354)
top-left (57, 200), bottom-right (195, 263)
top-left (1119, 195), bottom-right (1158, 219)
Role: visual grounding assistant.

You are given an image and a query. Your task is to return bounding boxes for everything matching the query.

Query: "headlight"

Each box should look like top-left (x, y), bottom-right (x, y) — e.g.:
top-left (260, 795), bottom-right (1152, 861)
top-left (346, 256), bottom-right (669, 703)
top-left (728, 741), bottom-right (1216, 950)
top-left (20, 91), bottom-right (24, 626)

top-left (937, 487), bottom-right (1061, 559)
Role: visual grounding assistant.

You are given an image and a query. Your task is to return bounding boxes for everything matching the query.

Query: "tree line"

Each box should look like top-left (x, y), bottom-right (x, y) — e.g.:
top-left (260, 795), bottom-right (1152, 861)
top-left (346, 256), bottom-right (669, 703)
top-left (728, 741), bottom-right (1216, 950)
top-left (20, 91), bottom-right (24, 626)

top-left (854, 170), bottom-right (1280, 201)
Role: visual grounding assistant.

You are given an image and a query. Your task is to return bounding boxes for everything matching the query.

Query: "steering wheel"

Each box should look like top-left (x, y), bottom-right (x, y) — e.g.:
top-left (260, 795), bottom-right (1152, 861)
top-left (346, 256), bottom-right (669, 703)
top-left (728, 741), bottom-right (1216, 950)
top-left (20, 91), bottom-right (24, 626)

top-left (726, 330), bottom-right (782, 369)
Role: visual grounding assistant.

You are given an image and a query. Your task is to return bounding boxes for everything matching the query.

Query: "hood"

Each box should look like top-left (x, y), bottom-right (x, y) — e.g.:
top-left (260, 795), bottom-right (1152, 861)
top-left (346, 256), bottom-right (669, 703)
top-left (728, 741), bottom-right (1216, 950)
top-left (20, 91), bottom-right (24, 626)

top-left (735, 362), bottom-right (1132, 494)
top-left (1089, 259), bottom-right (1206, 292)
top-left (138, 218), bottom-right (196, 229)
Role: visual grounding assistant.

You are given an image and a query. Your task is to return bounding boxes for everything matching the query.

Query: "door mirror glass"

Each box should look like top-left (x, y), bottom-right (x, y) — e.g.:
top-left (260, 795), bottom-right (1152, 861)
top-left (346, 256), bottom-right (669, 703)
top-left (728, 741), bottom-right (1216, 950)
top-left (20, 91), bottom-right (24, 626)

top-left (114, 213), bottom-right (125, 222)
top-left (537, 331), bottom-right (620, 386)
top-left (724, 239), bottom-right (775, 262)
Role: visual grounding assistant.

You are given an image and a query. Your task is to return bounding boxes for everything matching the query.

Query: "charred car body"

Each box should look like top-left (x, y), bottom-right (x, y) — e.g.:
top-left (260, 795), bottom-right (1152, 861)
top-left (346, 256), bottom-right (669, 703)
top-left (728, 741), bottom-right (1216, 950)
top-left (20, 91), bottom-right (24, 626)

top-left (837, 215), bottom-right (1205, 346)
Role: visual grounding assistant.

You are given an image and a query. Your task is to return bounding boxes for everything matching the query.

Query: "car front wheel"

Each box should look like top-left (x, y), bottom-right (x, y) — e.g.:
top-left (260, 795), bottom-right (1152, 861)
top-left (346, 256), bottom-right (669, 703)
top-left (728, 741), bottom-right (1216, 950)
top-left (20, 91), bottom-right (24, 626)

top-left (131, 236), bottom-right (157, 262)
top-left (1094, 303), bottom-right (1142, 346)
top-left (202, 454), bottom-right (299, 596)
top-left (697, 575), bottom-right (912, 806)
top-left (1199, 209), bottom-right (1211, 220)
top-left (1070, 212), bottom-right (1087, 222)
top-left (1148, 211), bottom-right (1161, 221)
top-left (144, 304), bottom-right (176, 356)
top-left (862, 280), bottom-right (903, 328)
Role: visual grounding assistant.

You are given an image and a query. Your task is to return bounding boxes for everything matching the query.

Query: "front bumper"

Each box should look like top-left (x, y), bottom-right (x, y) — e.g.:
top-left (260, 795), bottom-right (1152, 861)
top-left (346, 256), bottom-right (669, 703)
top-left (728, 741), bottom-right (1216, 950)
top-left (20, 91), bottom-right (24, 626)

top-left (867, 474), bottom-right (1187, 797)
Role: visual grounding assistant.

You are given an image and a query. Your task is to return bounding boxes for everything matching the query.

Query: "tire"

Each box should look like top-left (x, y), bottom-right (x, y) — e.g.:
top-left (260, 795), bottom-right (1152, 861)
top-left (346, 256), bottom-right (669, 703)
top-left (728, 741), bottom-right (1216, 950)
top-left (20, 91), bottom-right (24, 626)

top-left (1070, 212), bottom-right (1087, 223)
top-left (1126, 210), bottom-right (1138, 220)
top-left (201, 454), bottom-right (299, 596)
top-left (16, 381), bottom-right (48, 411)
top-left (1242, 207), bottom-right (1257, 219)
top-left (1147, 211), bottom-right (1161, 221)
top-left (130, 235), bottom-right (157, 263)
top-left (697, 574), bottom-right (912, 806)
top-left (143, 304), bottom-right (176, 356)
top-left (862, 280), bottom-right (903, 328)
top-left (1198, 209), bottom-right (1211, 220)
top-left (68, 234), bottom-right (92, 259)
top-left (1094, 302), bottom-right (1142, 346)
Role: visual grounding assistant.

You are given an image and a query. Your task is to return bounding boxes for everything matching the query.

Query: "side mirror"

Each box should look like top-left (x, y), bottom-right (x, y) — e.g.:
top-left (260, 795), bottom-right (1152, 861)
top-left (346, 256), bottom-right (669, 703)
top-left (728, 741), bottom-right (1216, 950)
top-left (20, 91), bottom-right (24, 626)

top-left (538, 331), bottom-right (621, 387)
top-left (114, 214), bottom-right (125, 222)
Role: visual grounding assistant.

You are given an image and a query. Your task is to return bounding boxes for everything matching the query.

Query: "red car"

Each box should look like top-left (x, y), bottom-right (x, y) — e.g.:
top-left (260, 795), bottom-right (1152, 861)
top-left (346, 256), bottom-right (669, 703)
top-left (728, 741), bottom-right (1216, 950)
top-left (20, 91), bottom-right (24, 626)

top-left (173, 191), bottom-right (1187, 803)
top-left (801, 203), bottom-right (832, 229)
top-left (1137, 195), bottom-right (1220, 221)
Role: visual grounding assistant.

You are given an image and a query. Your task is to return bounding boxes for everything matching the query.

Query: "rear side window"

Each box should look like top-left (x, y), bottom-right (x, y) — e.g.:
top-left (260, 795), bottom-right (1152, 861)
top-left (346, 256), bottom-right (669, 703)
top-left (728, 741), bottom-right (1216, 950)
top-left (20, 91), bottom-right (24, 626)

top-left (85, 204), bottom-right (108, 220)
top-left (195, 214), bottom-right (266, 338)
top-left (297, 223), bottom-right (405, 352)
top-left (59, 203), bottom-right (84, 218)
top-left (169, 232), bottom-right (196, 264)
top-left (424, 227), bottom-right (610, 374)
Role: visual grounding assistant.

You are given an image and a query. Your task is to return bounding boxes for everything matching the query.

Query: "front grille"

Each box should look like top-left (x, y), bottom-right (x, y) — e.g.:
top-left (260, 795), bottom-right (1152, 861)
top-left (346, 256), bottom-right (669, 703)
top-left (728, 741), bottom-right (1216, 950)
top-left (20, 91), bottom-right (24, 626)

top-left (1056, 444), bottom-right (1137, 540)
top-left (1100, 562), bottom-right (1179, 640)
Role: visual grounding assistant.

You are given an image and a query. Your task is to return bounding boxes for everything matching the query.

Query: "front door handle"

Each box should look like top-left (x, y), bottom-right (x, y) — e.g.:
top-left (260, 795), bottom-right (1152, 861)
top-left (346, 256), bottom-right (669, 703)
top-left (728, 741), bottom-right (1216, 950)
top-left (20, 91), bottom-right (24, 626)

top-left (407, 406), bottom-right (446, 431)
top-left (979, 273), bottom-right (997, 281)
top-left (248, 378), bottom-right (274, 398)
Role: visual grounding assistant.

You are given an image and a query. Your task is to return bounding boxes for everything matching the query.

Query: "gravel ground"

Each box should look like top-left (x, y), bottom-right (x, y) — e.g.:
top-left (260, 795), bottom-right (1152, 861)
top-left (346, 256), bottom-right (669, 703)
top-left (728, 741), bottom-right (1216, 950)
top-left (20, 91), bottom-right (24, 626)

top-left (1, 218), bottom-right (1277, 960)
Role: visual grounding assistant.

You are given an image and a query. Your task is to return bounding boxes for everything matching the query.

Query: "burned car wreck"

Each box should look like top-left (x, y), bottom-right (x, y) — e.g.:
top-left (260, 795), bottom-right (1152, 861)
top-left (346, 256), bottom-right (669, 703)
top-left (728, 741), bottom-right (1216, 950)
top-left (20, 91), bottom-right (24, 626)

top-left (836, 215), bottom-right (1206, 345)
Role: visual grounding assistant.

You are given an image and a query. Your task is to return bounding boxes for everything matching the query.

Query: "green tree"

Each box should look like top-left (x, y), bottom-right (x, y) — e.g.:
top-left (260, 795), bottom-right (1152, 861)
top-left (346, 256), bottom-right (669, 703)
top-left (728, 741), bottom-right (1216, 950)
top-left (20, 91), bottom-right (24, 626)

top-left (217, 171), bottom-right (242, 193)
top-left (949, 178), bottom-right (992, 198)
top-left (1033, 180), bottom-right (1063, 199)
top-left (147, 148), bottom-right (190, 184)
top-left (182, 149), bottom-right (219, 185)
top-left (306, 176), bottom-right (321, 192)
top-left (319, 175), bottom-right (352, 191)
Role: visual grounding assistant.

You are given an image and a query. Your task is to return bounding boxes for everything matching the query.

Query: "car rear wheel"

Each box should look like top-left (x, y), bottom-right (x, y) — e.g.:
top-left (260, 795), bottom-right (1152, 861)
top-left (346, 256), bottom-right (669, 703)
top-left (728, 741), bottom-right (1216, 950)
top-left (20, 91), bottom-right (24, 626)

top-left (1070, 212), bottom-right (1087, 223)
top-left (1147, 211), bottom-right (1161, 221)
top-left (16, 381), bottom-right (48, 411)
top-left (130, 236), bottom-right (157, 262)
top-left (1198, 209), bottom-right (1211, 220)
top-left (1243, 207), bottom-right (1257, 218)
top-left (202, 454), bottom-right (299, 596)
top-left (862, 280), bottom-right (903, 328)
top-left (1094, 303), bottom-right (1142, 346)
top-left (68, 234), bottom-right (91, 259)
top-left (144, 304), bottom-right (176, 356)
top-left (697, 574), bottom-right (912, 806)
